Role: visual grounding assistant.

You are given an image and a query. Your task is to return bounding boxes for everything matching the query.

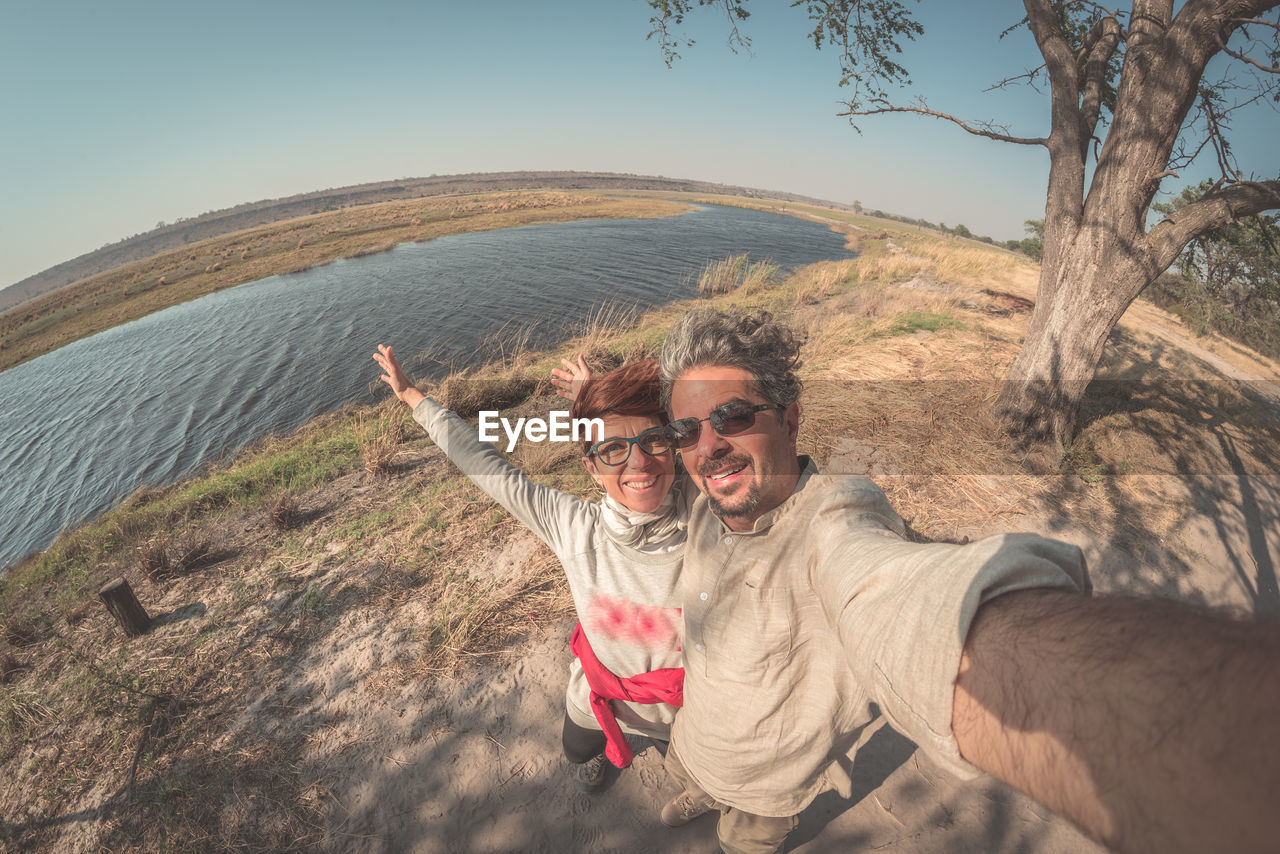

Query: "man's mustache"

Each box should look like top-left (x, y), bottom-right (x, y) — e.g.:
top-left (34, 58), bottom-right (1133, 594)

top-left (697, 452), bottom-right (752, 479)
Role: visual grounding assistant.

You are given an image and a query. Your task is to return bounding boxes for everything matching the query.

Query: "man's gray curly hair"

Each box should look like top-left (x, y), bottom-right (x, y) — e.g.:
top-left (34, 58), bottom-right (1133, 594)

top-left (659, 308), bottom-right (804, 410)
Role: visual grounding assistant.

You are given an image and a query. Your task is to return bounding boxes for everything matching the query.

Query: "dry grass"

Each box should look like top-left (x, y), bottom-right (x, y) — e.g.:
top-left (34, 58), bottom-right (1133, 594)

top-left (844, 235), bottom-right (1024, 293)
top-left (136, 534), bottom-right (212, 581)
top-left (63, 600), bottom-right (94, 626)
top-left (435, 370), bottom-right (540, 419)
top-left (560, 300), bottom-right (650, 369)
top-left (782, 259), bottom-right (860, 306)
top-left (359, 408), bottom-right (407, 478)
top-left (794, 280), bottom-right (1039, 540)
top-left (0, 652), bottom-right (25, 684)
top-left (2, 617), bottom-right (43, 648)
top-left (420, 317), bottom-right (556, 418)
top-left (135, 539), bottom-right (172, 579)
top-left (268, 493), bottom-right (304, 529)
top-left (418, 547), bottom-right (574, 674)
top-left (696, 254), bottom-right (780, 296)
top-left (0, 685), bottom-right (54, 737)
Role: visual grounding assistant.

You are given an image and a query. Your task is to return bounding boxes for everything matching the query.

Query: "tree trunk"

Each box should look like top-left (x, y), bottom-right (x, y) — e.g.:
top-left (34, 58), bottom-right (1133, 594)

top-left (99, 577), bottom-right (151, 637)
top-left (995, 226), bottom-right (1151, 455)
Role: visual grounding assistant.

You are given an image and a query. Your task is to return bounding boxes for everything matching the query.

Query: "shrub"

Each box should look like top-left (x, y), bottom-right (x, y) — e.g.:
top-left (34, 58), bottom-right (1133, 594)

top-left (2, 618), bottom-right (42, 648)
top-left (696, 254), bottom-right (780, 296)
top-left (361, 414), bottom-right (407, 478)
top-left (269, 493), bottom-right (304, 529)
top-left (137, 534), bottom-right (212, 580)
top-left (437, 373), bottom-right (539, 418)
top-left (0, 653), bottom-right (25, 684)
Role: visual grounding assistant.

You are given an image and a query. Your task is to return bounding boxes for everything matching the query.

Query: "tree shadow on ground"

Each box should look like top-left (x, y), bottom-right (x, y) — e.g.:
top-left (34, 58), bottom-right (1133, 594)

top-left (148, 601), bottom-right (207, 629)
top-left (1049, 329), bottom-right (1280, 616)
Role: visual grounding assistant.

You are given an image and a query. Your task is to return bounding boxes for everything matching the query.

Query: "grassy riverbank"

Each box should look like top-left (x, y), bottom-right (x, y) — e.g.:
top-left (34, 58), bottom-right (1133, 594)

top-left (0, 192), bottom-right (687, 374)
top-left (3, 213), bottom-right (1278, 851)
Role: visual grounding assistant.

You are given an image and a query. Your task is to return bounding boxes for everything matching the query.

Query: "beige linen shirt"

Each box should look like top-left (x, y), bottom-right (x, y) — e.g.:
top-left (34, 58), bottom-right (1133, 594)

top-left (671, 458), bottom-right (1088, 817)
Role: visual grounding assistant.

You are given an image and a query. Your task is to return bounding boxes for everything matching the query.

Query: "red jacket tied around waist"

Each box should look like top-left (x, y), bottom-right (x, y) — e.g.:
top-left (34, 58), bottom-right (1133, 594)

top-left (569, 623), bottom-right (684, 768)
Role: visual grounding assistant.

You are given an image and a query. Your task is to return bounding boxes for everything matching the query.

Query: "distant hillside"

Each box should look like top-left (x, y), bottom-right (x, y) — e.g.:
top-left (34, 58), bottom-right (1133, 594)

top-left (0, 172), bottom-right (850, 312)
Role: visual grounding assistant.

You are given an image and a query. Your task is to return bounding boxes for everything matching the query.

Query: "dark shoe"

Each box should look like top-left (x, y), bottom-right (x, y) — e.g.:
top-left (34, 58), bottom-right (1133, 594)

top-left (573, 754), bottom-right (616, 793)
top-left (660, 790), bottom-right (713, 827)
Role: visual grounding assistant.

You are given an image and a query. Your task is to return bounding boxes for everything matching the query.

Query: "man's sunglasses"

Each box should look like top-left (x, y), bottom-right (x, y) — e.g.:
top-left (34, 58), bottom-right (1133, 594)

top-left (587, 424), bottom-right (677, 467)
top-left (668, 402), bottom-right (781, 449)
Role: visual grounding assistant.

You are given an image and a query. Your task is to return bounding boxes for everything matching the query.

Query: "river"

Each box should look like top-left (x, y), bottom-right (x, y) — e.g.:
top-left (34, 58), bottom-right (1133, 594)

top-left (0, 204), bottom-right (854, 572)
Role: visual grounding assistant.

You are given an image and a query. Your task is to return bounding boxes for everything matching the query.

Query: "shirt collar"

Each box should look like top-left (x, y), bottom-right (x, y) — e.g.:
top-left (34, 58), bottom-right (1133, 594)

top-left (715, 455), bottom-right (817, 536)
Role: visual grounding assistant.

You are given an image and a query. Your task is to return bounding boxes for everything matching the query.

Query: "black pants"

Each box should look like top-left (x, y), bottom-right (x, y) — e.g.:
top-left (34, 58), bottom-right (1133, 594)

top-left (562, 711), bottom-right (607, 764)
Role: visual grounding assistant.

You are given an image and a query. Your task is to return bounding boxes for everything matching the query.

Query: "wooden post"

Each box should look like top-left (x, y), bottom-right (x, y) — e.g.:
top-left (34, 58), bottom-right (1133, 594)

top-left (99, 577), bottom-right (151, 637)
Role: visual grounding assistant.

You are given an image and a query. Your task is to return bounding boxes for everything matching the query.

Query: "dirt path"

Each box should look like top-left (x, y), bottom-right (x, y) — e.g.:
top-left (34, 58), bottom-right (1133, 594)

top-left (1135, 317), bottom-right (1280, 402)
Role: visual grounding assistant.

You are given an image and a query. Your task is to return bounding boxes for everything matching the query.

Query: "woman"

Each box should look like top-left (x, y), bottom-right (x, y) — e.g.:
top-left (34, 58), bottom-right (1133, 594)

top-left (372, 344), bottom-right (690, 792)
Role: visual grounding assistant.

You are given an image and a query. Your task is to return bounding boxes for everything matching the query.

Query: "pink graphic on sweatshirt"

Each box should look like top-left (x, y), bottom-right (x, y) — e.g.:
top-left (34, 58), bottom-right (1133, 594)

top-left (585, 594), bottom-right (681, 649)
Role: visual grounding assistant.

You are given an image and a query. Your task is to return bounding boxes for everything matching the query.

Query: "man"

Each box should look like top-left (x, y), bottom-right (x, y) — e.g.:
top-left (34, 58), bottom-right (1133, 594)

top-left (656, 308), bottom-right (1279, 854)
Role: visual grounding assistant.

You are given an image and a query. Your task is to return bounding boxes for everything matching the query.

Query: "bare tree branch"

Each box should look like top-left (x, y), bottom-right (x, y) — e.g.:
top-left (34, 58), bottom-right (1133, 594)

top-left (1148, 178), bottom-right (1280, 270)
top-left (715, 0), bottom-right (752, 54)
top-left (1024, 0), bottom-right (1090, 256)
top-left (985, 64), bottom-right (1050, 94)
top-left (1231, 15), bottom-right (1280, 28)
top-left (1216, 25), bottom-right (1280, 72)
top-left (837, 100), bottom-right (1047, 145)
top-left (1169, 127), bottom-right (1217, 171)
top-left (1204, 91), bottom-right (1244, 180)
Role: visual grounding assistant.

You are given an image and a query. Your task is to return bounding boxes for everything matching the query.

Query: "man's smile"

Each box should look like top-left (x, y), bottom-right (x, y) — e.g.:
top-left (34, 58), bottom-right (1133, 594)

top-left (700, 455), bottom-right (751, 485)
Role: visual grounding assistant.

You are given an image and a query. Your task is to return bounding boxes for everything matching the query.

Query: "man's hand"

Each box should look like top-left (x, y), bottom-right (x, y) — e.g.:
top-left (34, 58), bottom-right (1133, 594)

top-left (373, 344), bottom-right (425, 409)
top-left (550, 353), bottom-right (591, 403)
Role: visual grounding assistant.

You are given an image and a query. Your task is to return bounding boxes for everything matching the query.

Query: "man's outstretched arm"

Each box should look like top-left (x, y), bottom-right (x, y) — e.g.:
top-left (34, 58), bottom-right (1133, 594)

top-left (952, 590), bottom-right (1280, 854)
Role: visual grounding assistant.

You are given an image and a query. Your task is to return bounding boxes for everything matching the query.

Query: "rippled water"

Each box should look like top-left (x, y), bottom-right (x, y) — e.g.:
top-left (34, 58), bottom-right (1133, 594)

top-left (0, 204), bottom-right (854, 571)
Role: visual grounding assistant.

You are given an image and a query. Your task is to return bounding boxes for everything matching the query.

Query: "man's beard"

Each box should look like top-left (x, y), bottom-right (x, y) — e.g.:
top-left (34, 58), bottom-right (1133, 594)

top-left (699, 452), bottom-right (762, 521)
top-left (706, 482), bottom-right (762, 521)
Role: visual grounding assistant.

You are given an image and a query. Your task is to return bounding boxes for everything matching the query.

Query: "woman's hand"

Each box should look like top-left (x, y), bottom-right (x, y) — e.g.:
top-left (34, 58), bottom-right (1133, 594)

top-left (550, 354), bottom-right (591, 403)
top-left (373, 344), bottom-right (425, 408)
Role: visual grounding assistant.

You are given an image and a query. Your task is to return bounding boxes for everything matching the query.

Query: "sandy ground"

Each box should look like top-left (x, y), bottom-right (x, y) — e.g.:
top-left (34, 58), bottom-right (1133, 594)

top-left (196, 538), bottom-right (1109, 854)
top-left (150, 456), bottom-right (1277, 854)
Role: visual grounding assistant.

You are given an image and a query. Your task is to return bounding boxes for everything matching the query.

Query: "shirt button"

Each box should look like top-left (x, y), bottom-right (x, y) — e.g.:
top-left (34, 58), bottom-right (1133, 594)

top-left (699, 592), bottom-right (708, 601)
top-left (723, 537), bottom-right (732, 545)
top-left (695, 643), bottom-right (705, 651)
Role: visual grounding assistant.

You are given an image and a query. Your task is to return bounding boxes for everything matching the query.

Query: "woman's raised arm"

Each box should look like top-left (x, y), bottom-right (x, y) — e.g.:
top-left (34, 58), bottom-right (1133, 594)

top-left (373, 344), bottom-right (425, 409)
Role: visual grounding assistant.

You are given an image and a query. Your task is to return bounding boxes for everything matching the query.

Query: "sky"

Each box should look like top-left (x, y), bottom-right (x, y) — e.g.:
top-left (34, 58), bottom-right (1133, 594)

top-left (2, 0), bottom-right (1277, 290)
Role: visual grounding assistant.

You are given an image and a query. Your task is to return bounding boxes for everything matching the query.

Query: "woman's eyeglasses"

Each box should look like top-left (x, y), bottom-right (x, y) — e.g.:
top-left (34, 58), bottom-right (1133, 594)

top-left (587, 424), bottom-right (677, 467)
top-left (668, 402), bottom-right (780, 449)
